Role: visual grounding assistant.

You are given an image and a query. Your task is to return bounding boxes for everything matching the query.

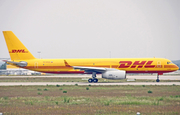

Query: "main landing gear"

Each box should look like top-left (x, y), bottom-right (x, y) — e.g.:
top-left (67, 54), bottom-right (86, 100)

top-left (88, 78), bottom-right (98, 83)
top-left (88, 72), bottom-right (98, 83)
top-left (156, 74), bottom-right (160, 82)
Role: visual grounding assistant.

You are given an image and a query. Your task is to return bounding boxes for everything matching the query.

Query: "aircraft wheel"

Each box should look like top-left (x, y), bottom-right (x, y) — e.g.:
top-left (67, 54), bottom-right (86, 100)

top-left (88, 78), bottom-right (93, 83)
top-left (156, 79), bottom-right (160, 82)
top-left (93, 79), bottom-right (98, 83)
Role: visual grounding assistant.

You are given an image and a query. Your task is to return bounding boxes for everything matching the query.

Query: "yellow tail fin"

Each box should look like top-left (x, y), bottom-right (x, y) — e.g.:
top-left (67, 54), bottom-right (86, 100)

top-left (3, 31), bottom-right (35, 60)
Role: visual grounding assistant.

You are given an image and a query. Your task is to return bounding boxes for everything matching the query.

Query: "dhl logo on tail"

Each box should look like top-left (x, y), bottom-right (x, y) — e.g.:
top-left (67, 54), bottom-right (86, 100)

top-left (119, 61), bottom-right (155, 68)
top-left (9, 49), bottom-right (28, 53)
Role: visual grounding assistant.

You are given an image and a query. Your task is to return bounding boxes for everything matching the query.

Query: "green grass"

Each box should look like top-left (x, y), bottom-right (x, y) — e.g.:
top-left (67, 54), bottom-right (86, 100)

top-left (3, 96), bottom-right (8, 100)
top-left (55, 101), bottom-right (58, 105)
top-left (25, 101), bottom-right (33, 105)
top-left (63, 91), bottom-right (67, 93)
top-left (59, 88), bottom-right (63, 90)
top-left (86, 87), bottom-right (89, 90)
top-left (37, 92), bottom-right (42, 95)
top-left (170, 95), bottom-right (180, 98)
top-left (103, 100), bottom-right (112, 106)
top-left (37, 88), bottom-right (42, 91)
top-left (1, 95), bottom-right (172, 107)
top-left (0, 85), bottom-right (180, 114)
top-left (148, 90), bottom-right (153, 93)
top-left (159, 97), bottom-right (164, 101)
top-left (63, 96), bottom-right (70, 103)
top-left (44, 88), bottom-right (48, 91)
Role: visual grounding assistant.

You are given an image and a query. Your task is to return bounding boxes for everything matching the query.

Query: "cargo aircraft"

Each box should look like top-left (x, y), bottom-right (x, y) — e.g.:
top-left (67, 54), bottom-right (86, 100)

top-left (2, 31), bottom-right (179, 83)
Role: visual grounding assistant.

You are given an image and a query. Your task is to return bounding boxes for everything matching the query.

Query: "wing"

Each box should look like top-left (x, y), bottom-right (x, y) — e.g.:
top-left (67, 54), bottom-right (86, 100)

top-left (64, 60), bottom-right (116, 73)
top-left (73, 66), bottom-right (106, 73)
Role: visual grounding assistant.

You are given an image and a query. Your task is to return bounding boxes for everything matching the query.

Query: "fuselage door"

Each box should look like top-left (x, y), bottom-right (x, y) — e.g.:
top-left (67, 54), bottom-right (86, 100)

top-left (157, 61), bottom-right (161, 68)
top-left (34, 62), bottom-right (38, 69)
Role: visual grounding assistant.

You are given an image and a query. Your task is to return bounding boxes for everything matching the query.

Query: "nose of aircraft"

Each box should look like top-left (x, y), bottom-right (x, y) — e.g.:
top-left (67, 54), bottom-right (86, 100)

top-left (174, 64), bottom-right (179, 70)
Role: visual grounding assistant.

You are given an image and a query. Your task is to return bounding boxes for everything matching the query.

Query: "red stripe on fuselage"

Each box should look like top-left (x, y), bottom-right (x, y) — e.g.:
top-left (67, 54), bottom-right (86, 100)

top-left (164, 65), bottom-right (178, 68)
top-left (37, 70), bottom-right (174, 74)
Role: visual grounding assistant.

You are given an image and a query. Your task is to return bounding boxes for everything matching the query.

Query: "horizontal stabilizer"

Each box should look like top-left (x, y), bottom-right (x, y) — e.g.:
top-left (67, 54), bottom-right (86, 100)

top-left (4, 60), bottom-right (27, 67)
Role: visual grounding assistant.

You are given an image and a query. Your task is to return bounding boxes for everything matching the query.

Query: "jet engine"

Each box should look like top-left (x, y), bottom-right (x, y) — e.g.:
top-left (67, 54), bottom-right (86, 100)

top-left (102, 70), bottom-right (126, 79)
top-left (17, 61), bottom-right (28, 67)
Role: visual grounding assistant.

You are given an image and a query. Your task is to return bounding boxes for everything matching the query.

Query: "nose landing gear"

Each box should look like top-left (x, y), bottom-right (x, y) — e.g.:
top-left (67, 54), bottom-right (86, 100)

top-left (156, 75), bottom-right (160, 82)
top-left (156, 73), bottom-right (162, 82)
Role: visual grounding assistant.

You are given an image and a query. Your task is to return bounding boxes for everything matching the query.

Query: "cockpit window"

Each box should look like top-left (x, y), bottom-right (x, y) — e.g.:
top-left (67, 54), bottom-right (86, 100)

top-left (167, 62), bottom-right (172, 64)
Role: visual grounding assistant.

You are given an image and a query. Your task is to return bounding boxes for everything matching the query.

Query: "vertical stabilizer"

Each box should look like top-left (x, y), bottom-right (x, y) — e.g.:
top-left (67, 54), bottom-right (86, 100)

top-left (3, 31), bottom-right (35, 60)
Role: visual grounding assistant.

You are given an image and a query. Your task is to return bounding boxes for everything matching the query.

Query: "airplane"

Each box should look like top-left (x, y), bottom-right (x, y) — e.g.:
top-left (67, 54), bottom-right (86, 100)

top-left (2, 31), bottom-right (179, 83)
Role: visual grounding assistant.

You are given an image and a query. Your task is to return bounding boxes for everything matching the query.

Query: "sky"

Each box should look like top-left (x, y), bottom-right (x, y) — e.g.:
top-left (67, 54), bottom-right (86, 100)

top-left (0, 0), bottom-right (179, 60)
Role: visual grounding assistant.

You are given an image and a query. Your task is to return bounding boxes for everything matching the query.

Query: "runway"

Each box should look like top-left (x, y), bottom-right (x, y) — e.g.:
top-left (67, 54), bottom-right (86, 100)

top-left (0, 75), bottom-right (180, 80)
top-left (0, 75), bottom-right (179, 86)
top-left (128, 75), bottom-right (180, 80)
top-left (0, 82), bottom-right (180, 86)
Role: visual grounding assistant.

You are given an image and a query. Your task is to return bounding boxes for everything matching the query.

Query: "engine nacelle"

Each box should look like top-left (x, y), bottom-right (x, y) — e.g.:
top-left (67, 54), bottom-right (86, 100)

top-left (102, 70), bottom-right (126, 79)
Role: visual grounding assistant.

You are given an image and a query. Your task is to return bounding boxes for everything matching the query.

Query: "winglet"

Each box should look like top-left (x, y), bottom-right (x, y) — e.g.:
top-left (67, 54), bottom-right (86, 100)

top-left (64, 60), bottom-right (71, 67)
